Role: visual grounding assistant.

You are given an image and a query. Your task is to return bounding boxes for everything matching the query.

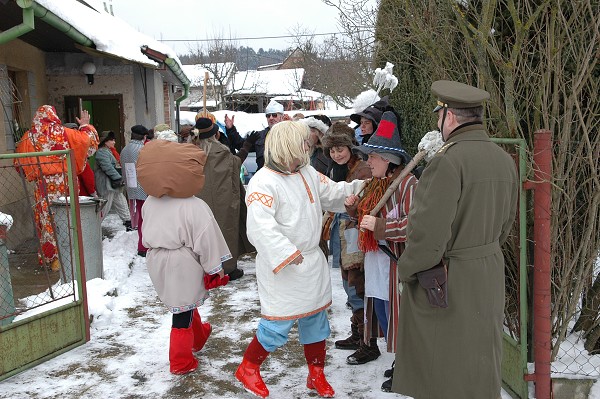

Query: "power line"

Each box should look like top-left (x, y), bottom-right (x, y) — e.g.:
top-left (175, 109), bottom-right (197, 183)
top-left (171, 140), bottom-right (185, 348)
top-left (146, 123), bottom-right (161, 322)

top-left (159, 31), bottom-right (371, 43)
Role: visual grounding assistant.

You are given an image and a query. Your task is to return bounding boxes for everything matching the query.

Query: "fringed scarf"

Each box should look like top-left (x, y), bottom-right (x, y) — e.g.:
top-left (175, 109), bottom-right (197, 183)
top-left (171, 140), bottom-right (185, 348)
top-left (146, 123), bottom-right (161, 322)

top-left (357, 176), bottom-right (391, 252)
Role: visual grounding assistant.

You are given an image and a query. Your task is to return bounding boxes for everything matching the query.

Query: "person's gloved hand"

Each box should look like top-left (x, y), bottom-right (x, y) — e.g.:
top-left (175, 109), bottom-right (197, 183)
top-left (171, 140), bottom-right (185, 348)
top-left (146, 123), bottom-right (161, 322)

top-left (110, 178), bottom-right (123, 189)
top-left (204, 273), bottom-right (230, 289)
top-left (246, 131), bottom-right (260, 145)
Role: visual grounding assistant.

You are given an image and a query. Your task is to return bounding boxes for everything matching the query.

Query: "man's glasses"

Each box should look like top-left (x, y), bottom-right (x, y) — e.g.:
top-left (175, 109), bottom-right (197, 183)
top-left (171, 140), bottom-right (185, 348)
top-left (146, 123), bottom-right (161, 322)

top-left (266, 113), bottom-right (280, 118)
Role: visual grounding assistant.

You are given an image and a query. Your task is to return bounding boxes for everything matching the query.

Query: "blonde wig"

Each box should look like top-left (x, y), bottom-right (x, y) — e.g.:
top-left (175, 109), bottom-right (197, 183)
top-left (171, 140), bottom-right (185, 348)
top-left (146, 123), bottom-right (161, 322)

top-left (264, 121), bottom-right (310, 172)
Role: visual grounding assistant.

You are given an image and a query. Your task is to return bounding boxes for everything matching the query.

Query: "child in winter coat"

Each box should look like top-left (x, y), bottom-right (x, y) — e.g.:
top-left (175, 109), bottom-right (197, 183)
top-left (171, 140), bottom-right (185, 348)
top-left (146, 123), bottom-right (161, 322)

top-left (136, 139), bottom-right (231, 375)
top-left (235, 121), bottom-right (365, 398)
top-left (345, 110), bottom-right (417, 391)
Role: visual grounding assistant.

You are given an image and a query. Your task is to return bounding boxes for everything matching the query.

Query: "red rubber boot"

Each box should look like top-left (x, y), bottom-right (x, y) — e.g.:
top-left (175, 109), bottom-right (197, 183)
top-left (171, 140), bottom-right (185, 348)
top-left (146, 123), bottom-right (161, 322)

top-left (191, 308), bottom-right (212, 352)
top-left (169, 326), bottom-right (198, 375)
top-left (235, 335), bottom-right (270, 398)
top-left (304, 340), bottom-right (335, 397)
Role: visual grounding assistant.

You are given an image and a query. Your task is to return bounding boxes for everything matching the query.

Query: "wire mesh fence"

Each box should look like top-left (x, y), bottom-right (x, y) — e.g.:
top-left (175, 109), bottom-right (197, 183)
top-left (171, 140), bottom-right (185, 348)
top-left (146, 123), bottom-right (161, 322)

top-left (0, 152), bottom-right (80, 328)
top-left (551, 260), bottom-right (600, 378)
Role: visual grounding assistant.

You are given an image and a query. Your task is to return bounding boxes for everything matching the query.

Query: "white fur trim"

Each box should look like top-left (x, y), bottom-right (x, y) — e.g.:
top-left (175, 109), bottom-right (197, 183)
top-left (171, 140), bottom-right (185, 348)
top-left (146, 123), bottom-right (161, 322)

top-left (301, 117), bottom-right (329, 135)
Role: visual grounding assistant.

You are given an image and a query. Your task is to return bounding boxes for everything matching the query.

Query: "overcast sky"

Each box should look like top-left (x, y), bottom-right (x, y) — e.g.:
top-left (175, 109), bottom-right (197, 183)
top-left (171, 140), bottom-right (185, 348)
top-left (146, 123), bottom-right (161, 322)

top-left (107, 0), bottom-right (362, 56)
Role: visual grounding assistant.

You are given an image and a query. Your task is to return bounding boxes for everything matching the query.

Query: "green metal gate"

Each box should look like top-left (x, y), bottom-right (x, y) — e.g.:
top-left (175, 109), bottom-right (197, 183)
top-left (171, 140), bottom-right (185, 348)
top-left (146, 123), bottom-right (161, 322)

top-left (0, 149), bottom-right (90, 381)
top-left (493, 138), bottom-right (529, 399)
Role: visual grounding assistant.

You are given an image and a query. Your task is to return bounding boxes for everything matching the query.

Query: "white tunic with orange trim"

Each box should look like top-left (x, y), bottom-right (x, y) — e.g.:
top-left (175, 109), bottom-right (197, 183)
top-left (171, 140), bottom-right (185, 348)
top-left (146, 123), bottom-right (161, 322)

top-left (246, 165), bottom-right (364, 320)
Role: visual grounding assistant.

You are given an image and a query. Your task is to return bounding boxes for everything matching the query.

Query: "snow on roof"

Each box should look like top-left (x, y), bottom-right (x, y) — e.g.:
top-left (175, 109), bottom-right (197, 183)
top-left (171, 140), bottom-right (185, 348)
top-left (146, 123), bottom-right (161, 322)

top-left (228, 68), bottom-right (305, 96)
top-left (272, 88), bottom-right (327, 101)
top-left (34, 0), bottom-right (184, 69)
top-left (182, 63), bottom-right (236, 86)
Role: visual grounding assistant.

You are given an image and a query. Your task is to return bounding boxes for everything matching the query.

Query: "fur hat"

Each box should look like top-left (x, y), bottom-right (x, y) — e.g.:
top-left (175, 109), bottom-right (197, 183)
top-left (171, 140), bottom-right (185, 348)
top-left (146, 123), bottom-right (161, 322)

top-left (98, 130), bottom-right (115, 145)
top-left (192, 117), bottom-right (219, 140)
top-left (312, 114), bottom-right (332, 127)
top-left (301, 117), bottom-right (329, 135)
top-left (321, 123), bottom-right (358, 158)
top-left (155, 129), bottom-right (178, 142)
top-left (352, 111), bottom-right (411, 165)
top-left (153, 123), bottom-right (170, 133)
top-left (265, 99), bottom-right (284, 114)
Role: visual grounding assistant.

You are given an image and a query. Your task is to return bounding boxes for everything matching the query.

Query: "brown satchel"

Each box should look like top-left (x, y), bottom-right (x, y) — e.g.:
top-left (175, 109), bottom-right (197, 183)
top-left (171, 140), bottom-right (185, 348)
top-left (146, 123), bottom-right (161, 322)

top-left (416, 260), bottom-right (448, 308)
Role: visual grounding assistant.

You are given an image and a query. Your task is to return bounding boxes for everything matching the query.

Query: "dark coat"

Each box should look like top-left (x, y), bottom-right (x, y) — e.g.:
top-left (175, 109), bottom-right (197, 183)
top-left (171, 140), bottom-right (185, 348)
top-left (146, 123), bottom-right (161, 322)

top-left (226, 125), bottom-right (269, 170)
top-left (195, 139), bottom-right (253, 274)
top-left (392, 124), bottom-right (518, 399)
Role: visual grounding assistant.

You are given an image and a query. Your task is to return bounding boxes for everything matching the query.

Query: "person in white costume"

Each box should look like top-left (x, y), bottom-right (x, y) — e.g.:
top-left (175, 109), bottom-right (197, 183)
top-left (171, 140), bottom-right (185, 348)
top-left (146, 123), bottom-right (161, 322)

top-left (235, 121), bottom-right (364, 398)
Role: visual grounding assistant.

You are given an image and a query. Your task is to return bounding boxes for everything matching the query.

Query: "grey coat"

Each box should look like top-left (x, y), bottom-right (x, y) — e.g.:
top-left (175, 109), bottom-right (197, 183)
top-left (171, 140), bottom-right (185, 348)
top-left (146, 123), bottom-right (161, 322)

top-left (120, 139), bottom-right (148, 200)
top-left (94, 147), bottom-right (121, 197)
top-left (392, 124), bottom-right (518, 399)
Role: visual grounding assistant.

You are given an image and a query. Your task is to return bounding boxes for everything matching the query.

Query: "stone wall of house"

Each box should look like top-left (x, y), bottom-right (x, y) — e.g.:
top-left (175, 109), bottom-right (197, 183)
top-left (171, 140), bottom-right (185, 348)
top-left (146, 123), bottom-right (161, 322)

top-left (0, 39), bottom-right (48, 154)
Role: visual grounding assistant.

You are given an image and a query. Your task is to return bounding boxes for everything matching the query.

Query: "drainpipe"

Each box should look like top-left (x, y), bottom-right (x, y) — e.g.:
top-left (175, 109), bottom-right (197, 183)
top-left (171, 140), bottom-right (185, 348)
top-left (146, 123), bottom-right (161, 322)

top-left (140, 46), bottom-right (190, 131)
top-left (0, 1), bottom-right (34, 45)
top-left (0, 0), bottom-right (94, 47)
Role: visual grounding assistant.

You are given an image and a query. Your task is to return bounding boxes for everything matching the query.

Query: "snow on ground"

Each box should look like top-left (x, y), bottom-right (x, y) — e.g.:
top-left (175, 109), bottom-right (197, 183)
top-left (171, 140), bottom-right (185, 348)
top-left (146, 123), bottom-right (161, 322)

top-left (2, 214), bottom-right (598, 398)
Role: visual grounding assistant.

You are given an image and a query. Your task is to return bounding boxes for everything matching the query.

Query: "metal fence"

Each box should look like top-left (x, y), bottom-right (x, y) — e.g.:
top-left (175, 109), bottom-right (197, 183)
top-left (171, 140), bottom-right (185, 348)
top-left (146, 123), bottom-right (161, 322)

top-left (0, 151), bottom-right (82, 326)
top-left (0, 149), bottom-right (89, 380)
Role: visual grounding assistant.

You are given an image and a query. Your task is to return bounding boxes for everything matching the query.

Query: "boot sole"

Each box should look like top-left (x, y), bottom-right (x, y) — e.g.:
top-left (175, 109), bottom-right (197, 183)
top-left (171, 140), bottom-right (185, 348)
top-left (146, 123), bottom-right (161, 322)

top-left (346, 354), bottom-right (380, 365)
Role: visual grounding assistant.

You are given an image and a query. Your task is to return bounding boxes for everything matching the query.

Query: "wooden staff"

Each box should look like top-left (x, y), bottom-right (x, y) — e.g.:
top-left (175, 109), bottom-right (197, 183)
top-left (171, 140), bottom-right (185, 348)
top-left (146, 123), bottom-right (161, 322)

top-left (368, 149), bottom-right (427, 216)
top-left (201, 71), bottom-right (209, 118)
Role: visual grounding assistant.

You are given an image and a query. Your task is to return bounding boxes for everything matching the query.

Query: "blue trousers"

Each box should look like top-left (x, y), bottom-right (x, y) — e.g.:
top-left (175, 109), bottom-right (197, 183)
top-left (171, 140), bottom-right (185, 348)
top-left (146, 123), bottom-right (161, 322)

top-left (329, 213), bottom-right (341, 268)
top-left (373, 298), bottom-right (389, 340)
top-left (256, 310), bottom-right (331, 352)
top-left (342, 277), bottom-right (364, 312)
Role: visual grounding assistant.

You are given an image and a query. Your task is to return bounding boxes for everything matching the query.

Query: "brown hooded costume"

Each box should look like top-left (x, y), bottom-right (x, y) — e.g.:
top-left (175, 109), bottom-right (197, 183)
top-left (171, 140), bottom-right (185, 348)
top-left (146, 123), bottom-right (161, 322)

top-left (191, 118), bottom-right (254, 276)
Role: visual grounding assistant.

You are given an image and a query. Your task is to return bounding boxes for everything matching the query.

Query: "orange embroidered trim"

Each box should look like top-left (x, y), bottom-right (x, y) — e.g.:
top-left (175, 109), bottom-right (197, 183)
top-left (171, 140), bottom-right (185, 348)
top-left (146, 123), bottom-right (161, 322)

top-left (247, 192), bottom-right (274, 207)
top-left (318, 173), bottom-right (328, 184)
top-left (299, 172), bottom-right (314, 203)
top-left (262, 301), bottom-right (332, 321)
top-left (273, 249), bottom-right (301, 274)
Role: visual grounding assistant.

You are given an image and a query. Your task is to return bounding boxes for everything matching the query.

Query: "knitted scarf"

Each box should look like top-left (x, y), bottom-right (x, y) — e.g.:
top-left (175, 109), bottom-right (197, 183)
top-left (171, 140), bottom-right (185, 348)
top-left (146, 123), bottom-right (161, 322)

top-left (357, 176), bottom-right (391, 252)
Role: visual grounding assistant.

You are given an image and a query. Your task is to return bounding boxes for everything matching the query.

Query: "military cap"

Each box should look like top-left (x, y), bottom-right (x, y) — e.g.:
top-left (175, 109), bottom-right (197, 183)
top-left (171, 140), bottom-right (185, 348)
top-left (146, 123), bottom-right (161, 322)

top-left (432, 80), bottom-right (490, 112)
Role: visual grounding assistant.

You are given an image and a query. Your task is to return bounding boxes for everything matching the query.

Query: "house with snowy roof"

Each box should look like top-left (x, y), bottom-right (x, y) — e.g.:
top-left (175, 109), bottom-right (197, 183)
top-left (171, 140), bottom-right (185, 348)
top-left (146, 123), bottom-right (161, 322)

top-left (180, 62), bottom-right (236, 112)
top-left (224, 67), bottom-right (327, 112)
top-left (0, 0), bottom-right (190, 153)
top-left (0, 0), bottom-right (191, 250)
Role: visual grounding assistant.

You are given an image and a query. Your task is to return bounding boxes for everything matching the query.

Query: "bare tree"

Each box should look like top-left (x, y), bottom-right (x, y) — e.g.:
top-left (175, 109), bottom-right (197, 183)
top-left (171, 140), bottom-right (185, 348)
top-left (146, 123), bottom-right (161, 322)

top-left (375, 0), bottom-right (600, 359)
top-left (186, 32), bottom-right (238, 110)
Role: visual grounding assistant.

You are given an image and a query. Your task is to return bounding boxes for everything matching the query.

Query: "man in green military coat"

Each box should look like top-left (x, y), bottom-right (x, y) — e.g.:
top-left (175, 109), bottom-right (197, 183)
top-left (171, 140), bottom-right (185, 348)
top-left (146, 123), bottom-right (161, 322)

top-left (391, 80), bottom-right (519, 398)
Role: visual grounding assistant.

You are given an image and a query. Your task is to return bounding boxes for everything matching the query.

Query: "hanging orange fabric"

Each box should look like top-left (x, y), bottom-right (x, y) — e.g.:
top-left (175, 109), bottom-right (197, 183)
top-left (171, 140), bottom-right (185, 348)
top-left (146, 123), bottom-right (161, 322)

top-left (14, 134), bottom-right (65, 181)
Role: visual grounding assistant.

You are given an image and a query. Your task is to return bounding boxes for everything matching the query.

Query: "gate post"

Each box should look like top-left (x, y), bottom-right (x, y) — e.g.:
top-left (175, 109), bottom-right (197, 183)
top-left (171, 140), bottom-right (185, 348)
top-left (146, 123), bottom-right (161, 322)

top-left (531, 129), bottom-right (553, 399)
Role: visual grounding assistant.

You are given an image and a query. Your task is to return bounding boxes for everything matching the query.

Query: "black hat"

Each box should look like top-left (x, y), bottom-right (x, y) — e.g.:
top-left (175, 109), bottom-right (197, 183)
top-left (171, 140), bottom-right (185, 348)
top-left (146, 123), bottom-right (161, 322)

top-left (98, 130), bottom-right (115, 145)
top-left (432, 80), bottom-right (490, 112)
top-left (131, 124), bottom-right (149, 137)
top-left (350, 106), bottom-right (383, 128)
top-left (352, 111), bottom-right (411, 165)
top-left (194, 117), bottom-right (219, 139)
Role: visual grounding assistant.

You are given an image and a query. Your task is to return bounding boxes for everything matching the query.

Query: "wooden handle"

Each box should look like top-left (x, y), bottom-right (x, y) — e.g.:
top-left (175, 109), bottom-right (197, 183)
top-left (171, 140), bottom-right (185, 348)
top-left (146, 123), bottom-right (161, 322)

top-left (202, 71), bottom-right (209, 116)
top-left (368, 150), bottom-right (426, 216)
